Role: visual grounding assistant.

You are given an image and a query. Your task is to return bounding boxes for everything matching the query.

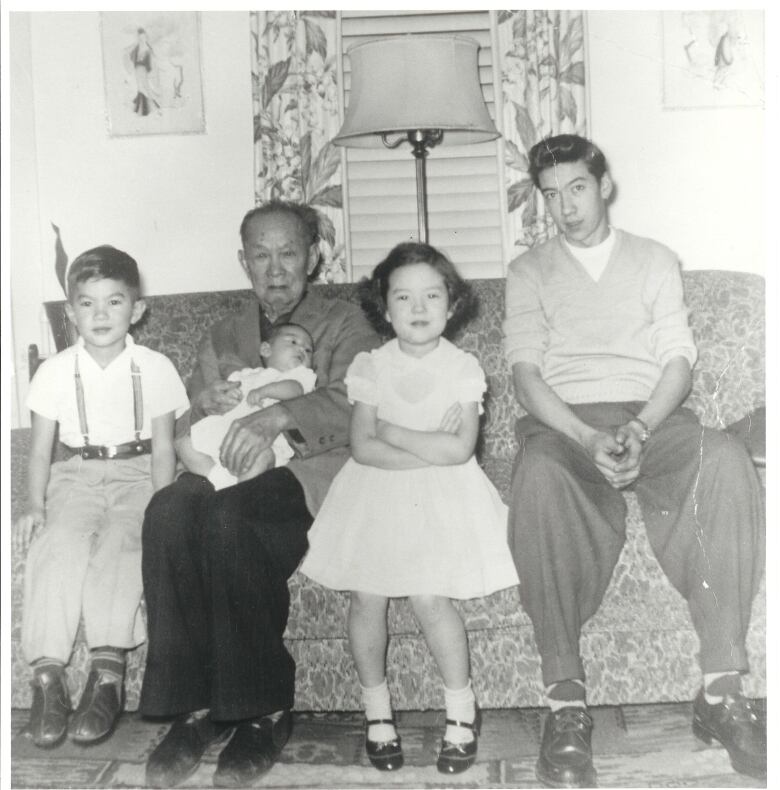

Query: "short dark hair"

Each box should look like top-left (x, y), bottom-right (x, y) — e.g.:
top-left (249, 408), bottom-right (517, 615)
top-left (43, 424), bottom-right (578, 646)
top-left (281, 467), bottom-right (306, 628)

top-left (66, 245), bottom-right (141, 300)
top-left (266, 321), bottom-right (313, 346)
top-left (239, 201), bottom-right (320, 248)
top-left (528, 134), bottom-right (608, 189)
top-left (358, 242), bottom-right (476, 339)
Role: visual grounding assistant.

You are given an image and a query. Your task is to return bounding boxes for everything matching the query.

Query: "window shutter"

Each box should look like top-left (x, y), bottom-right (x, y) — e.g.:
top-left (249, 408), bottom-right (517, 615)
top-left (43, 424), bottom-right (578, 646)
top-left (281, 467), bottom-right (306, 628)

top-left (339, 10), bottom-right (505, 281)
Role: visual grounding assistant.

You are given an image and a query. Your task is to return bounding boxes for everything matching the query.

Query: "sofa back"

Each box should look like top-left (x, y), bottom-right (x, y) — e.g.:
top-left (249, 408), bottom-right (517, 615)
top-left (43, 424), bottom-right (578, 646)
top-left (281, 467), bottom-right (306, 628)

top-left (44, 271), bottom-right (764, 461)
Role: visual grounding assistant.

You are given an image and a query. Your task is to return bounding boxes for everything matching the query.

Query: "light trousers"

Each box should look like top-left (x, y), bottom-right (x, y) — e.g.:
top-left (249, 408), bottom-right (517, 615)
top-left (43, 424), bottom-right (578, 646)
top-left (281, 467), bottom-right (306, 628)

top-left (22, 454), bottom-right (152, 663)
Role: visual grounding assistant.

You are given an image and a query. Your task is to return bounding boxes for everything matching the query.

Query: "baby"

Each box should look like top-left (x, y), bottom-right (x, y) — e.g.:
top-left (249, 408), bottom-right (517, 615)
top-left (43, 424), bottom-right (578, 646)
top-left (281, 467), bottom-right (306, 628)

top-left (180, 323), bottom-right (316, 489)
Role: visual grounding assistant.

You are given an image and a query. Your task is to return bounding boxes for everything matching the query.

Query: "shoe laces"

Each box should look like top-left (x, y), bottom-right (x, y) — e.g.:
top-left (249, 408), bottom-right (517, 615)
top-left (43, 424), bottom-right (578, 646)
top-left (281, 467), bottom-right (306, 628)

top-left (722, 695), bottom-right (760, 724)
top-left (552, 708), bottom-right (592, 732)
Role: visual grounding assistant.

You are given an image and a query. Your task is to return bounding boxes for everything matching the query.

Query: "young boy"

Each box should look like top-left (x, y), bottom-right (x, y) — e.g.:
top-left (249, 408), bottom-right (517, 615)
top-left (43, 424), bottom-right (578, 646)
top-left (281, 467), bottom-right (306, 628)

top-left (18, 245), bottom-right (189, 748)
top-left (179, 322), bottom-right (316, 489)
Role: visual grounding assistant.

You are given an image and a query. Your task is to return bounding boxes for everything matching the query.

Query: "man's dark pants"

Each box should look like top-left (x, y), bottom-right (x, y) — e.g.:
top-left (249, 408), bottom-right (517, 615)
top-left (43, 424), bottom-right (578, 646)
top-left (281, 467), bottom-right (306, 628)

top-left (139, 469), bottom-right (313, 721)
top-left (509, 403), bottom-right (765, 687)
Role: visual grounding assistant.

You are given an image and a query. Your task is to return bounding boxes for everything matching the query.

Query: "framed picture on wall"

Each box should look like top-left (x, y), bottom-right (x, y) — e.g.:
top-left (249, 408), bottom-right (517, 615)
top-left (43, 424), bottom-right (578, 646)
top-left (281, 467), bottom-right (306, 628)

top-left (101, 11), bottom-right (205, 136)
top-left (662, 10), bottom-right (764, 109)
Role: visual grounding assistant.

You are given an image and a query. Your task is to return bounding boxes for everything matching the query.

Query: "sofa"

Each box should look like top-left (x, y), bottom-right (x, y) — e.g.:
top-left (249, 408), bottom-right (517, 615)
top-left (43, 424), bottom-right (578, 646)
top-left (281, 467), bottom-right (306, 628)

top-left (10, 271), bottom-right (766, 712)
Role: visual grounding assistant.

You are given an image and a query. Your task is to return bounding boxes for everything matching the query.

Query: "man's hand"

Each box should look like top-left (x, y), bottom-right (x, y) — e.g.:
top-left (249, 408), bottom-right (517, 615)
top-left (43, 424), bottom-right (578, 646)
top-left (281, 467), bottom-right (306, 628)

top-left (582, 429), bottom-right (641, 489)
top-left (219, 403), bottom-right (291, 476)
top-left (14, 509), bottom-right (45, 554)
top-left (194, 380), bottom-right (242, 416)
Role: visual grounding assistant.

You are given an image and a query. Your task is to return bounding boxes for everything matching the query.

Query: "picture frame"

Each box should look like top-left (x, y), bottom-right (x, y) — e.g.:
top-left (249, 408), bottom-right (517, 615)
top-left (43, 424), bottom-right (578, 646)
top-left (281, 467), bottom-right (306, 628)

top-left (661, 10), bottom-right (764, 110)
top-left (101, 11), bottom-right (205, 136)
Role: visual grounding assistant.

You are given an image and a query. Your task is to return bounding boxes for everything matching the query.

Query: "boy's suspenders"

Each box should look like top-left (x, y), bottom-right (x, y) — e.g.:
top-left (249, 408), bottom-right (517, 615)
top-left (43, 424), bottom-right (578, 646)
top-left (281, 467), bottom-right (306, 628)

top-left (72, 356), bottom-right (151, 460)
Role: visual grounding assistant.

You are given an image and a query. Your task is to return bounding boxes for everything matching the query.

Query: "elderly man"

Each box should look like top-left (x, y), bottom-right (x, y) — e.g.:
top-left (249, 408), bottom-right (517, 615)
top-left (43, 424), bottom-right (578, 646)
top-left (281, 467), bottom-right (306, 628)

top-left (503, 135), bottom-right (765, 788)
top-left (141, 201), bottom-right (380, 788)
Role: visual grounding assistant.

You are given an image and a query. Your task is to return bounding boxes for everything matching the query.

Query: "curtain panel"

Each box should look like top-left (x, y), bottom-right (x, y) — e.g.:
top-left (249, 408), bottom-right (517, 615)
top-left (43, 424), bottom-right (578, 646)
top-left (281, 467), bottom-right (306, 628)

top-left (250, 10), bottom-right (347, 282)
top-left (497, 10), bottom-right (589, 263)
top-left (250, 10), bottom-right (589, 280)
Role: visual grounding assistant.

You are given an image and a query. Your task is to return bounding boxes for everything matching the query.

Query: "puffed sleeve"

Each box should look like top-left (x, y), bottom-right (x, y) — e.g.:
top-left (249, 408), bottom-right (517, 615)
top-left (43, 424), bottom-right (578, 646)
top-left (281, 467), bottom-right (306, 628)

top-left (455, 352), bottom-right (488, 415)
top-left (344, 351), bottom-right (379, 406)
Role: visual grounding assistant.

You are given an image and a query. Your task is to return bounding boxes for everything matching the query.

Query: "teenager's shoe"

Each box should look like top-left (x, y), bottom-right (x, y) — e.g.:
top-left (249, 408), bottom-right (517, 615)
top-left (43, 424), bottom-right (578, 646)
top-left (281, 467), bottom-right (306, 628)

top-left (437, 708), bottom-right (482, 774)
top-left (365, 718), bottom-right (404, 771)
top-left (68, 670), bottom-right (123, 744)
top-left (536, 707), bottom-right (597, 788)
top-left (23, 668), bottom-right (71, 748)
top-left (692, 690), bottom-right (766, 779)
top-left (213, 710), bottom-right (293, 787)
top-left (146, 712), bottom-right (232, 789)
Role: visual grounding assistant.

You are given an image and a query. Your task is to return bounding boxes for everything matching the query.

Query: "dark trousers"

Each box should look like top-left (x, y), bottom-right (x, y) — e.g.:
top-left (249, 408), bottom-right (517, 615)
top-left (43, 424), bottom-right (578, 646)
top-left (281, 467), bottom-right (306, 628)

top-left (508, 403), bottom-right (765, 688)
top-left (139, 469), bottom-right (312, 721)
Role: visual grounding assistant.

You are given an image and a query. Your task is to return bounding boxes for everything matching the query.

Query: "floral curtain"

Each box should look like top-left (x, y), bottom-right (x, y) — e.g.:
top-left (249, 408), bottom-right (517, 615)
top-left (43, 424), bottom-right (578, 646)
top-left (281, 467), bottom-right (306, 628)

top-left (497, 10), bottom-right (588, 262)
top-left (250, 10), bottom-right (347, 282)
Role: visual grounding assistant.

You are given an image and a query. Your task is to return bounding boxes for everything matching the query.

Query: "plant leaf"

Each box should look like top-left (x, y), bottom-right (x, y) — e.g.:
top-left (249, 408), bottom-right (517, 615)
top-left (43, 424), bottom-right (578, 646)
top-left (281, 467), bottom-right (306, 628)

top-left (301, 10), bottom-right (335, 18)
top-left (309, 184), bottom-right (343, 208)
top-left (504, 139), bottom-right (529, 172)
top-left (317, 212), bottom-right (337, 247)
top-left (307, 142), bottom-right (341, 199)
top-left (300, 132), bottom-right (313, 195)
top-left (303, 18), bottom-right (328, 59)
top-left (513, 102), bottom-right (538, 153)
top-left (558, 84), bottom-right (577, 126)
top-left (560, 60), bottom-right (585, 86)
top-left (262, 58), bottom-right (291, 108)
top-left (507, 179), bottom-right (534, 213)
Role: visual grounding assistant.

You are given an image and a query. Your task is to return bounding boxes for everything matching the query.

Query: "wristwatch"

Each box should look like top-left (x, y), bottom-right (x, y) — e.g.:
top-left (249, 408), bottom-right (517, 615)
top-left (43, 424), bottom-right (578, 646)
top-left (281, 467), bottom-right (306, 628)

top-left (631, 417), bottom-right (651, 444)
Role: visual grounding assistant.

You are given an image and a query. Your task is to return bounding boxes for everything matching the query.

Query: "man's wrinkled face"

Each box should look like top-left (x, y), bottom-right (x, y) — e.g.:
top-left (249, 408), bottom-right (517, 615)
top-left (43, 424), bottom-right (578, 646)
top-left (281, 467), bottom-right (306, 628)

top-left (239, 212), bottom-right (319, 320)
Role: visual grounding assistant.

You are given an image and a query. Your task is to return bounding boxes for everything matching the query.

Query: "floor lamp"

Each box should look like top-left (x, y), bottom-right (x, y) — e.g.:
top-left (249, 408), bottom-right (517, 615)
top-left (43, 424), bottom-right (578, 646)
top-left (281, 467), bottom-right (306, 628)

top-left (333, 35), bottom-right (500, 244)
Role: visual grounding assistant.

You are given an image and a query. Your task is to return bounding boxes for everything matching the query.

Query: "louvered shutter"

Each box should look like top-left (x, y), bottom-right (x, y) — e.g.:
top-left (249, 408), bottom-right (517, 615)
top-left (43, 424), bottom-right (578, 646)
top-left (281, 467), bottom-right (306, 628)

top-left (339, 10), bottom-right (506, 281)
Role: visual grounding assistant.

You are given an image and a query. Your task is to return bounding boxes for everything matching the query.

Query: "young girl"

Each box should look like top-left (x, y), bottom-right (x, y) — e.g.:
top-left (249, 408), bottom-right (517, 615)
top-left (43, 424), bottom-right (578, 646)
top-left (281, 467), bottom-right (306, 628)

top-left (300, 242), bottom-right (518, 775)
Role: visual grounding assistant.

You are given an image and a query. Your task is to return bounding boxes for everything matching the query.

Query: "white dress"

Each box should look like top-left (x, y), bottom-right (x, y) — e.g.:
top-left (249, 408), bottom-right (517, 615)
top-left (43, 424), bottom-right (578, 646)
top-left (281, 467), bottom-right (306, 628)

top-left (300, 339), bottom-right (519, 599)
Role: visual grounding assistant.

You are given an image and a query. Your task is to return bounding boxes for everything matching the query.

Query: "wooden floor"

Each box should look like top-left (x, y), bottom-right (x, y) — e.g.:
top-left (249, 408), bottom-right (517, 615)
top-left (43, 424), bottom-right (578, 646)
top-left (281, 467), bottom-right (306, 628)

top-left (9, 703), bottom-right (767, 789)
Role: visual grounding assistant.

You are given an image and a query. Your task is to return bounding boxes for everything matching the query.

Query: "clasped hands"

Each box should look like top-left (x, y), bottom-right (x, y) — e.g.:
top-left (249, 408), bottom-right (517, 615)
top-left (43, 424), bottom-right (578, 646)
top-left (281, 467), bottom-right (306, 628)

top-left (584, 420), bottom-right (646, 489)
top-left (195, 379), bottom-right (290, 476)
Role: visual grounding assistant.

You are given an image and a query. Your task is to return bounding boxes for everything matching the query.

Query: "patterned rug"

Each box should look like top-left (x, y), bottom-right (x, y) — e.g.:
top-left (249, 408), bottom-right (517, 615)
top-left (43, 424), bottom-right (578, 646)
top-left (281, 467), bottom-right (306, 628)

top-left (10, 704), bottom-right (766, 788)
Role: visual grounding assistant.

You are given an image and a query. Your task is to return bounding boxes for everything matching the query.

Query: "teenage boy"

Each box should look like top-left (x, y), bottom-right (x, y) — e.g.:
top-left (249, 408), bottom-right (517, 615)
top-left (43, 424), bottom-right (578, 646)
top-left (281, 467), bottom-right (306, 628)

top-left (18, 245), bottom-right (189, 748)
top-left (503, 134), bottom-right (765, 787)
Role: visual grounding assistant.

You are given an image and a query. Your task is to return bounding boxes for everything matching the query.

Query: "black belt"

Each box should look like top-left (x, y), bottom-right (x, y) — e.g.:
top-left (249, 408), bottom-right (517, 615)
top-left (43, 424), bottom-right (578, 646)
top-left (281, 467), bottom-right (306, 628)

top-left (65, 439), bottom-right (152, 460)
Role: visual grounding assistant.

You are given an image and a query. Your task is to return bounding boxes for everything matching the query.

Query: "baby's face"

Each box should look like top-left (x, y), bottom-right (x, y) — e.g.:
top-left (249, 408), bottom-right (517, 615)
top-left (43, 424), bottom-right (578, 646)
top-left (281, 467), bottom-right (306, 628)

top-left (265, 325), bottom-right (314, 370)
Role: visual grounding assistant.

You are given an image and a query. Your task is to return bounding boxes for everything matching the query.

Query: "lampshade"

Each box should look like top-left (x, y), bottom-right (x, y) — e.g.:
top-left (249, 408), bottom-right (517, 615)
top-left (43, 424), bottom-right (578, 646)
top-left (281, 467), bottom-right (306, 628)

top-left (334, 35), bottom-right (500, 148)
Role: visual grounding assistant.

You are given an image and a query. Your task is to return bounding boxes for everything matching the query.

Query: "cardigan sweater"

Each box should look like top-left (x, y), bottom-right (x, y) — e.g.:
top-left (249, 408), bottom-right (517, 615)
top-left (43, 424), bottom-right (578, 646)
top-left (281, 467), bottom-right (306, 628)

top-left (503, 229), bottom-right (697, 404)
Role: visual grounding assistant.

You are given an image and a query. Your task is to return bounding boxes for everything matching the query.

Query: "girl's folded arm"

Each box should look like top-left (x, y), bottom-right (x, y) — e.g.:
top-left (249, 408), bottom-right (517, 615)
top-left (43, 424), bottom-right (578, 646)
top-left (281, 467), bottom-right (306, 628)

top-left (379, 401), bottom-right (479, 466)
top-left (349, 401), bottom-right (430, 470)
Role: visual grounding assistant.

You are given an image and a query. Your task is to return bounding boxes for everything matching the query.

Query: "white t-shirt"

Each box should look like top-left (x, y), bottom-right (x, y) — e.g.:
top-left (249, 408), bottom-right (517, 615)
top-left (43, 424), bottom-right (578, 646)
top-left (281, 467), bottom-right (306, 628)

top-left (26, 335), bottom-right (189, 447)
top-left (563, 227), bottom-right (616, 282)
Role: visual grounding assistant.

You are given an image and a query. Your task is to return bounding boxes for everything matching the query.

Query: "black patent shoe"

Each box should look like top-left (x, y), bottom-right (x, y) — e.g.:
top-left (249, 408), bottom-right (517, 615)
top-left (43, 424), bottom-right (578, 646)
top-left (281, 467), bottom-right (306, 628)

top-left (536, 706), bottom-right (597, 788)
top-left (146, 712), bottom-right (232, 789)
top-left (692, 690), bottom-right (766, 779)
top-left (68, 669), bottom-right (123, 744)
top-left (436, 708), bottom-right (481, 774)
top-left (365, 718), bottom-right (404, 771)
top-left (23, 668), bottom-right (71, 748)
top-left (213, 710), bottom-right (293, 787)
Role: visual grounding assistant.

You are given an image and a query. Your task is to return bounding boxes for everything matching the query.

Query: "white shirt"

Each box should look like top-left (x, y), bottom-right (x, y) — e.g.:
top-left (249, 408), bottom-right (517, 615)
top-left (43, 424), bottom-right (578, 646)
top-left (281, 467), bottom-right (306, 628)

top-left (563, 227), bottom-right (616, 282)
top-left (27, 335), bottom-right (189, 447)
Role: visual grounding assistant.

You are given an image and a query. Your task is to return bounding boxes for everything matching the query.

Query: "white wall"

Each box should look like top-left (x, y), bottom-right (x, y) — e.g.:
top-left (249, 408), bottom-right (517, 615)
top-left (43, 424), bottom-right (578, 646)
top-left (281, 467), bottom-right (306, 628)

top-left (587, 11), bottom-right (764, 275)
top-left (9, 11), bottom-right (254, 426)
top-left (7, 10), bottom-right (768, 428)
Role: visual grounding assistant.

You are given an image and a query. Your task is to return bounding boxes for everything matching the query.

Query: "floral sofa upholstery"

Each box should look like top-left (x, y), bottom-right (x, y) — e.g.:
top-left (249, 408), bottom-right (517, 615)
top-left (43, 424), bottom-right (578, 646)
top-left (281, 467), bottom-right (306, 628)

top-left (10, 271), bottom-right (765, 712)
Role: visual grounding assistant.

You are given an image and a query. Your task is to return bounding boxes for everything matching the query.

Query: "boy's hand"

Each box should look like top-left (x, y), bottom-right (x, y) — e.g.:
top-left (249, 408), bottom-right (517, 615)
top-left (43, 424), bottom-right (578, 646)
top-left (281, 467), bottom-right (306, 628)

top-left (14, 510), bottom-right (46, 554)
top-left (245, 387), bottom-right (267, 408)
top-left (196, 380), bottom-right (242, 416)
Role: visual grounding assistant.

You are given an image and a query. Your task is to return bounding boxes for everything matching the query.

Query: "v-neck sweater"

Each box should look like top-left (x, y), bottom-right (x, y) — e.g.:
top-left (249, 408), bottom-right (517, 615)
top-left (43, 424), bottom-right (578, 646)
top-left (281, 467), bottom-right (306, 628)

top-left (503, 229), bottom-right (697, 404)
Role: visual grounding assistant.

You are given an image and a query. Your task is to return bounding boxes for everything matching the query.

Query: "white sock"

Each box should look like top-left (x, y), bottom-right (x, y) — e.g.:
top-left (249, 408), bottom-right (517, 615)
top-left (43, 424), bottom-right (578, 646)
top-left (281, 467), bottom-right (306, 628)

top-left (361, 679), bottom-right (397, 743)
top-left (545, 679), bottom-right (587, 712)
top-left (444, 681), bottom-right (477, 744)
top-left (703, 671), bottom-right (740, 704)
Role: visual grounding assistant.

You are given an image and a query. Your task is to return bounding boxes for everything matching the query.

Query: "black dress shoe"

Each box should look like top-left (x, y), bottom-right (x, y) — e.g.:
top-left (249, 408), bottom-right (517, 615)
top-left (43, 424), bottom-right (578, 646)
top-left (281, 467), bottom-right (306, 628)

top-left (692, 690), bottom-right (766, 779)
top-left (23, 668), bottom-right (71, 748)
top-left (365, 718), bottom-right (403, 771)
top-left (68, 670), bottom-right (123, 744)
top-left (437, 708), bottom-right (481, 774)
top-left (536, 707), bottom-right (597, 788)
top-left (213, 710), bottom-right (293, 788)
top-left (146, 712), bottom-right (233, 789)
